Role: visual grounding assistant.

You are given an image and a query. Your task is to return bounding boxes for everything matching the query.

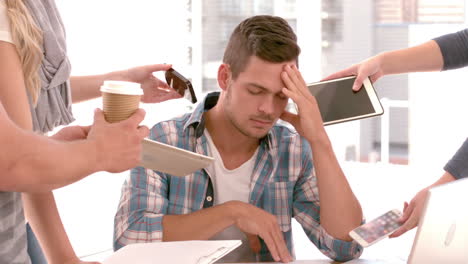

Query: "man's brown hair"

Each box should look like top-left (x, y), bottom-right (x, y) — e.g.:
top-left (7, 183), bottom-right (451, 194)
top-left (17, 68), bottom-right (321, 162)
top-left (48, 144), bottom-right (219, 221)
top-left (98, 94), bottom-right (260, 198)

top-left (223, 15), bottom-right (300, 79)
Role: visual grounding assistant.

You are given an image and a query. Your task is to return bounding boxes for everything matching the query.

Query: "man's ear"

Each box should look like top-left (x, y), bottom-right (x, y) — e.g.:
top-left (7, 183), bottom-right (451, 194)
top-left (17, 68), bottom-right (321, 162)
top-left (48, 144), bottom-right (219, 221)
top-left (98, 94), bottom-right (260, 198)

top-left (217, 64), bottom-right (231, 91)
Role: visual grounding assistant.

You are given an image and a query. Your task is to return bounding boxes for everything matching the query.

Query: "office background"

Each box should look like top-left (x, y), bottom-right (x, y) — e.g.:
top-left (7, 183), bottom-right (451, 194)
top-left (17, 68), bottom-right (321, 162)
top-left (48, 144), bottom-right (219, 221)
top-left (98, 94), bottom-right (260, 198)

top-left (52, 0), bottom-right (468, 260)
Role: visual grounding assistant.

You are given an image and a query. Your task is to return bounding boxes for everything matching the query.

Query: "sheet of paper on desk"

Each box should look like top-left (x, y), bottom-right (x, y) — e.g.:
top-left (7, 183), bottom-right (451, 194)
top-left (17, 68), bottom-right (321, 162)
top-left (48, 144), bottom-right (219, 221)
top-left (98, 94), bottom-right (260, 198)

top-left (103, 240), bottom-right (242, 264)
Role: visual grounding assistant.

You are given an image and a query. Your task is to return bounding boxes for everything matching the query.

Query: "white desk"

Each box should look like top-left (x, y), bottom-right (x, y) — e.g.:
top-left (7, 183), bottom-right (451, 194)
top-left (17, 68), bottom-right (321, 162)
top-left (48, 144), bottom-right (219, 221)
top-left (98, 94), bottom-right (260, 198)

top-left (227, 258), bottom-right (406, 264)
top-left (84, 248), bottom-right (407, 264)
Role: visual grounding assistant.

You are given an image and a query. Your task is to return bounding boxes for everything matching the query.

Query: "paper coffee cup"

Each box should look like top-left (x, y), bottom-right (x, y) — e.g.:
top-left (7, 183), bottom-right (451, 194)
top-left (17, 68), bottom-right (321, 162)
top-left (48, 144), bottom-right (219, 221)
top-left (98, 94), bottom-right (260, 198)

top-left (100, 81), bottom-right (144, 123)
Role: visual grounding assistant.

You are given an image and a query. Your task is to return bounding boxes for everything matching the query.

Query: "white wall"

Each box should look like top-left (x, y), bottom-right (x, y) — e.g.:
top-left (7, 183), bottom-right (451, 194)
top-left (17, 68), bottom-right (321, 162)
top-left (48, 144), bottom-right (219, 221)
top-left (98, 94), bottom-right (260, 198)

top-left (408, 24), bottom-right (468, 174)
top-left (322, 0), bottom-right (375, 161)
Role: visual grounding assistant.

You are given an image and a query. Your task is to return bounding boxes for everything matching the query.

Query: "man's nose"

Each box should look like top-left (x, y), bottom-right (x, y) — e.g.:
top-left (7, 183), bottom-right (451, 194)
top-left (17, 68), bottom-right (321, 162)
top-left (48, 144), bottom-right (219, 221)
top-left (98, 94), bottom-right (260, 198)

top-left (258, 95), bottom-right (275, 115)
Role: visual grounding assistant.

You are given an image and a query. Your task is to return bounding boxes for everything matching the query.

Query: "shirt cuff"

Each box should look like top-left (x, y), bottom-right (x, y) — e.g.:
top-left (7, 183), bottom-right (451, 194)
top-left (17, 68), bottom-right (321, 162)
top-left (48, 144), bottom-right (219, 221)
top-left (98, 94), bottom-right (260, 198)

top-left (318, 226), bottom-right (364, 262)
top-left (114, 214), bottom-right (165, 251)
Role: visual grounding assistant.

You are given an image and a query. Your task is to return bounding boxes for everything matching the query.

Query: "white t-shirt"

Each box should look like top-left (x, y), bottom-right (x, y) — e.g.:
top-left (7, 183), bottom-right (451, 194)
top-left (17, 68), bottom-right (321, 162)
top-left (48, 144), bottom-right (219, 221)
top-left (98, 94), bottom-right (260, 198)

top-left (0, 0), bottom-right (13, 44)
top-left (204, 130), bottom-right (259, 263)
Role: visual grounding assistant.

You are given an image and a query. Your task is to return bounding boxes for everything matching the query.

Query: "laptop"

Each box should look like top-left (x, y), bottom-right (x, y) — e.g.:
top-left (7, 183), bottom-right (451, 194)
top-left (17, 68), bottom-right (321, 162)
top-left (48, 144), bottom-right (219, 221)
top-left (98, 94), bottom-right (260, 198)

top-left (407, 177), bottom-right (468, 264)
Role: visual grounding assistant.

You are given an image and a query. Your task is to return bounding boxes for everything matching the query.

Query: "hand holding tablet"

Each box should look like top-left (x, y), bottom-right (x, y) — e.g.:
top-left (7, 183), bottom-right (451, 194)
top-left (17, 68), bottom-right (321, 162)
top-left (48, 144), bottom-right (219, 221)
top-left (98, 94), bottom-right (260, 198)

top-left (306, 76), bottom-right (384, 125)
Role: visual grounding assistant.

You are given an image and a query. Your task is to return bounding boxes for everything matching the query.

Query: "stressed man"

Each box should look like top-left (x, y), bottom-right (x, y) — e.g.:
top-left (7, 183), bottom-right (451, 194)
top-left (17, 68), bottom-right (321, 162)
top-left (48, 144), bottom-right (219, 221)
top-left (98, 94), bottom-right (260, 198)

top-left (114, 15), bottom-right (363, 263)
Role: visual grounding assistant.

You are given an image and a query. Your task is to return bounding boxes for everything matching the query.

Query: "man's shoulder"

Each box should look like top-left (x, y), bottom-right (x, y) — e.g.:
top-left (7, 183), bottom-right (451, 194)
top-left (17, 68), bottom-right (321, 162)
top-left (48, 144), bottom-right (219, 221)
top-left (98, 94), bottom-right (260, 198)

top-left (148, 113), bottom-right (194, 142)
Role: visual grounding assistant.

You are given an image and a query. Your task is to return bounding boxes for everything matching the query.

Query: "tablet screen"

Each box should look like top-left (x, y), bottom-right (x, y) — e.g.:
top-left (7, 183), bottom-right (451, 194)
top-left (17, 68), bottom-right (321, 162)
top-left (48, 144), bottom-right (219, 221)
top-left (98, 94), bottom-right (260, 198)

top-left (307, 77), bottom-right (376, 124)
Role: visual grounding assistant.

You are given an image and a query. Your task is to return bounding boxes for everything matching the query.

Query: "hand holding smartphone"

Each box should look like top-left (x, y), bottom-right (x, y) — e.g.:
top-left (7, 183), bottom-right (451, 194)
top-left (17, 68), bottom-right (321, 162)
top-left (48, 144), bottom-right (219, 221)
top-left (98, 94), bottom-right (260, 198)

top-left (165, 68), bottom-right (197, 103)
top-left (349, 209), bottom-right (403, 247)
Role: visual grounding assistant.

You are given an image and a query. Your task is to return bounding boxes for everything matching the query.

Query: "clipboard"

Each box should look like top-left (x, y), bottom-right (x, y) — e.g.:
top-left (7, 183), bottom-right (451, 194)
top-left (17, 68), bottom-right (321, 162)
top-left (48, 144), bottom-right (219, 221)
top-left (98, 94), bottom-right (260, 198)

top-left (139, 138), bottom-right (214, 176)
top-left (103, 240), bottom-right (242, 264)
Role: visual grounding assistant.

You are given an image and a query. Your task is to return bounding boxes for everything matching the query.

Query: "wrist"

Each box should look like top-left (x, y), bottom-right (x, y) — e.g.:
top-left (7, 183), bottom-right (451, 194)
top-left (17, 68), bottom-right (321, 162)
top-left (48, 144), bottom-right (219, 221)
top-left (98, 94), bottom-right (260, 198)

top-left (84, 138), bottom-right (106, 173)
top-left (223, 201), bottom-right (245, 224)
top-left (305, 128), bottom-right (330, 147)
top-left (105, 69), bottom-right (127, 82)
top-left (432, 172), bottom-right (456, 187)
top-left (375, 52), bottom-right (388, 75)
top-left (48, 245), bottom-right (78, 264)
top-left (61, 256), bottom-right (80, 264)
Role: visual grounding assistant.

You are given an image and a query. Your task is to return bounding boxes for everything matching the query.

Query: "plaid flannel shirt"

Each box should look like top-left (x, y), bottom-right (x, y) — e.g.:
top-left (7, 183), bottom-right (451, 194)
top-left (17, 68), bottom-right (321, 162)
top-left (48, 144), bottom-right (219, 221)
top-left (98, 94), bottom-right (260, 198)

top-left (114, 92), bottom-right (363, 262)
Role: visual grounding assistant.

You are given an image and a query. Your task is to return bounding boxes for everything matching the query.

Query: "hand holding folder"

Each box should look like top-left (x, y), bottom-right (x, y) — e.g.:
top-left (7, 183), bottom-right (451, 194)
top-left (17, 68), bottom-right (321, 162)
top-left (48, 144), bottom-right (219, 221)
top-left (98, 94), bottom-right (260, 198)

top-left (140, 139), bottom-right (214, 176)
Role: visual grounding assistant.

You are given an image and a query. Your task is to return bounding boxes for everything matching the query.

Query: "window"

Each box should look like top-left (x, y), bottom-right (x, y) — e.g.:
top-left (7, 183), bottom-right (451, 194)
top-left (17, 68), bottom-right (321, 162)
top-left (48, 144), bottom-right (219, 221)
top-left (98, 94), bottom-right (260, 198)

top-left (192, 0), bottom-right (298, 93)
top-left (376, 0), bottom-right (465, 24)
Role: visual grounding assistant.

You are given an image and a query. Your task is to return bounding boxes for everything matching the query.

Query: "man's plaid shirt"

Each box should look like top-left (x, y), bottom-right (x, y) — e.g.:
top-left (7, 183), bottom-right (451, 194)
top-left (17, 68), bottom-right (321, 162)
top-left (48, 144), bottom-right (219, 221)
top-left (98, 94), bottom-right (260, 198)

top-left (114, 93), bottom-right (363, 262)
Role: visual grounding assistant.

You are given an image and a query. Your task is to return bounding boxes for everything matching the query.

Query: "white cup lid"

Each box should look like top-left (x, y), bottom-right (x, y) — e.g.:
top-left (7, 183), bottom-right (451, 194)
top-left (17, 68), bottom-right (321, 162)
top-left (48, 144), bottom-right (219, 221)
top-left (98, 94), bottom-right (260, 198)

top-left (100, 80), bottom-right (143, 95)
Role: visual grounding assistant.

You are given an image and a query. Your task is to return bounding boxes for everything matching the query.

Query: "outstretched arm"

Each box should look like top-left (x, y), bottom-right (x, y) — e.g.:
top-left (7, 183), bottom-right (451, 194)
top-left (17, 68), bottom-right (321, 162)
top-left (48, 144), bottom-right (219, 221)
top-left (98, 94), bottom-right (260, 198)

top-left (70, 64), bottom-right (180, 103)
top-left (323, 40), bottom-right (443, 91)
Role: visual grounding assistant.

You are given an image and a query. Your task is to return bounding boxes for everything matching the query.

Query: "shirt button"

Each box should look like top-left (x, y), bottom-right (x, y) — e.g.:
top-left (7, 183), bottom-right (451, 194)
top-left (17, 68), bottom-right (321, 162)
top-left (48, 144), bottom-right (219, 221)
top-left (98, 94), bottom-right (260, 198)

top-left (206, 196), bottom-right (213, 202)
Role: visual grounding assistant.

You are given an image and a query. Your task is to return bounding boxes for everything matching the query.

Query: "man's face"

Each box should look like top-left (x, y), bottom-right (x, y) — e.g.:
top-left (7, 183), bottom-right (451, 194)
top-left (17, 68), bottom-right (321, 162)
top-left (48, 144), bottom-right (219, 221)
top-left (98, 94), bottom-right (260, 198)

top-left (223, 56), bottom-right (294, 139)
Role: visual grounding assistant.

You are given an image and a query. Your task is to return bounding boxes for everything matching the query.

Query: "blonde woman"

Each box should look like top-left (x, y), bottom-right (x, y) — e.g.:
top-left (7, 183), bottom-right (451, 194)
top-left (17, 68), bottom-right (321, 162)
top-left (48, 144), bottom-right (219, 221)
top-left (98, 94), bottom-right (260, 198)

top-left (0, 0), bottom-right (180, 263)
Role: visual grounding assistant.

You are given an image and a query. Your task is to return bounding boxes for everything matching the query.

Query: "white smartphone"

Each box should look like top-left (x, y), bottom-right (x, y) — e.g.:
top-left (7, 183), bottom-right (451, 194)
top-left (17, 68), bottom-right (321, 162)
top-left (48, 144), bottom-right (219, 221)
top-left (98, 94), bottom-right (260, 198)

top-left (349, 209), bottom-right (403, 247)
top-left (140, 139), bottom-right (214, 177)
top-left (306, 76), bottom-right (384, 125)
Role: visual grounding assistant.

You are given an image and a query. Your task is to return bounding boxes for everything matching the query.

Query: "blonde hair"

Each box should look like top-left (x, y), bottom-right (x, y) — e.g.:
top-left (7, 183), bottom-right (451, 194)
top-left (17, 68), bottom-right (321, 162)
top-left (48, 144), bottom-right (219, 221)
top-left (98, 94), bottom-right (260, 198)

top-left (5, 0), bottom-right (43, 105)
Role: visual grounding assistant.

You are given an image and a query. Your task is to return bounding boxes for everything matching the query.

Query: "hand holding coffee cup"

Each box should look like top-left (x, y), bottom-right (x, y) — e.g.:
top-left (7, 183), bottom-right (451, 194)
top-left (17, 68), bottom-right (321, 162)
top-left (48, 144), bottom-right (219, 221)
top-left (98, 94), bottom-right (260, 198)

top-left (101, 81), bottom-right (144, 123)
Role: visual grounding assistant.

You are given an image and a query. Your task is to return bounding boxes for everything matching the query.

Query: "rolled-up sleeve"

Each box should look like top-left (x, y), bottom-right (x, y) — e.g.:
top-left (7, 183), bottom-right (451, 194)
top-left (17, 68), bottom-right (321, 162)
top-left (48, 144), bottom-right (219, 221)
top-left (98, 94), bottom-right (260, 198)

top-left (444, 138), bottom-right (468, 180)
top-left (292, 148), bottom-right (363, 262)
top-left (433, 28), bottom-right (468, 71)
top-left (113, 166), bottom-right (169, 250)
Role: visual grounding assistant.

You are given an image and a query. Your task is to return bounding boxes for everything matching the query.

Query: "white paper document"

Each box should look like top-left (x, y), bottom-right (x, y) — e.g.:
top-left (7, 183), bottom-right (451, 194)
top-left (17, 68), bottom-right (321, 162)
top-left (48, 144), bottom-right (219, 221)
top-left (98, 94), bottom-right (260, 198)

top-left (103, 240), bottom-right (242, 264)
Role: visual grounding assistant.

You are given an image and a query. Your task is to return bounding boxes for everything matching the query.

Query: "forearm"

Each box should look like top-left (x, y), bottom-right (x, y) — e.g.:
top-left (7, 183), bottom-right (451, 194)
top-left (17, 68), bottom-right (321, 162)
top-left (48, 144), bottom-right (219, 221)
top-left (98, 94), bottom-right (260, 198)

top-left (4, 129), bottom-right (100, 192)
top-left (378, 40), bottom-right (444, 75)
top-left (307, 130), bottom-right (362, 241)
top-left (70, 70), bottom-right (125, 103)
top-left (162, 202), bottom-right (236, 241)
top-left (22, 192), bottom-right (77, 264)
top-left (430, 172), bottom-right (456, 188)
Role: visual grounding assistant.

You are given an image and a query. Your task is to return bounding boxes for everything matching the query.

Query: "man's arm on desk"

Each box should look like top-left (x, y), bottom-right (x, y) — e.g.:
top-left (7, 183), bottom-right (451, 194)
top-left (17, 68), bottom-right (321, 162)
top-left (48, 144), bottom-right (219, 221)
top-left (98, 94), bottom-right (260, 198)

top-left (113, 167), bottom-right (292, 262)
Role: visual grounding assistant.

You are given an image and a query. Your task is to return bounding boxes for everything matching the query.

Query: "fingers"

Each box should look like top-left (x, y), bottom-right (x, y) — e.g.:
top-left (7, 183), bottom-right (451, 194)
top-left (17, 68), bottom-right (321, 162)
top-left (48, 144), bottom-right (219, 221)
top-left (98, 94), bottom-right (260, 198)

top-left (352, 74), bottom-right (366, 91)
top-left (281, 68), bottom-right (308, 107)
top-left (281, 81), bottom-right (299, 103)
top-left (283, 65), bottom-right (307, 97)
top-left (285, 66), bottom-right (316, 105)
top-left (93, 108), bottom-right (106, 124)
top-left (245, 233), bottom-right (261, 253)
top-left (400, 201), bottom-right (415, 223)
top-left (261, 231), bottom-right (281, 262)
top-left (321, 66), bottom-right (356, 81)
top-left (158, 80), bottom-right (171, 90)
top-left (258, 220), bottom-right (292, 262)
top-left (390, 226), bottom-right (406, 238)
top-left (390, 203), bottom-right (417, 238)
top-left (270, 226), bottom-right (293, 262)
top-left (121, 109), bottom-right (146, 128)
top-left (390, 213), bottom-right (418, 238)
top-left (146, 63), bottom-right (173, 73)
top-left (319, 65), bottom-right (365, 91)
top-left (403, 201), bottom-right (409, 212)
top-left (81, 125), bottom-right (92, 135)
top-left (137, 125), bottom-right (150, 138)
